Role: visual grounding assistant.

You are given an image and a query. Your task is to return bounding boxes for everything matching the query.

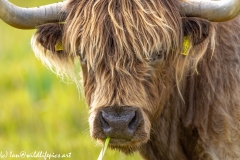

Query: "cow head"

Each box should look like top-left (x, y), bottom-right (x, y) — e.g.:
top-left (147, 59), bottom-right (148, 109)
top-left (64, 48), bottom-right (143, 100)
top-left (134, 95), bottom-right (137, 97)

top-left (1, 0), bottom-right (240, 154)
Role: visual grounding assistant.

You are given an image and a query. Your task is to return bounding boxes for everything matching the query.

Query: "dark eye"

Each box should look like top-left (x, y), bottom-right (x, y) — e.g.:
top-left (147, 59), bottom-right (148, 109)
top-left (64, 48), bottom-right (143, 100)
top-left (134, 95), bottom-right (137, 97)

top-left (148, 51), bottom-right (164, 63)
top-left (80, 54), bottom-right (87, 64)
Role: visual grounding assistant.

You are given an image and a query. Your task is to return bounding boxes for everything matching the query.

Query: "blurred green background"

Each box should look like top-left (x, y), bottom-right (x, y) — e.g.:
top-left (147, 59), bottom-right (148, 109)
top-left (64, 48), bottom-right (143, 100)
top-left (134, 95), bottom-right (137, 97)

top-left (0, 0), bottom-right (141, 159)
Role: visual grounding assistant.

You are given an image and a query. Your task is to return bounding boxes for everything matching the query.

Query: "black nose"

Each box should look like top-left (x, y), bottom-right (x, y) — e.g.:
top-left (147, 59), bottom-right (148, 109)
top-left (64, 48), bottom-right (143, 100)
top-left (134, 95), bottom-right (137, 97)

top-left (99, 106), bottom-right (141, 140)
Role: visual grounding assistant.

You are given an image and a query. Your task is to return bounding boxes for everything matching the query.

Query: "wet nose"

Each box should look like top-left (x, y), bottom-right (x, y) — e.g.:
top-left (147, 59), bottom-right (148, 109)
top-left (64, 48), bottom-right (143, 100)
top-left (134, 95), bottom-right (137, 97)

top-left (99, 106), bottom-right (141, 140)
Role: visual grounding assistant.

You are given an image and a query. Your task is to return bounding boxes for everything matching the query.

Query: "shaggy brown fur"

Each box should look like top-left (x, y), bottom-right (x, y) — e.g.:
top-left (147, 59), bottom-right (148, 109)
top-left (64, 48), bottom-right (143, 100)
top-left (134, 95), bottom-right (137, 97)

top-left (31, 0), bottom-right (240, 159)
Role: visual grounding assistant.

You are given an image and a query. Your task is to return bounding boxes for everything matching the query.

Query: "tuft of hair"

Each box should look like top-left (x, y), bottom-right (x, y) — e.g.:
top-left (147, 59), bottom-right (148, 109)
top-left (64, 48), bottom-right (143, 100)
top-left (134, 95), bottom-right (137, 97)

top-left (63, 0), bottom-right (182, 69)
top-left (31, 23), bottom-right (82, 92)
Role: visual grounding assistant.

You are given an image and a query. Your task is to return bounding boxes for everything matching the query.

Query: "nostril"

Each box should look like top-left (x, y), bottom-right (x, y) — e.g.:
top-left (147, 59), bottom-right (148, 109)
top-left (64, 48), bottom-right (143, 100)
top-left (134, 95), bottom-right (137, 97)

top-left (128, 111), bottom-right (139, 131)
top-left (100, 111), bottom-right (111, 131)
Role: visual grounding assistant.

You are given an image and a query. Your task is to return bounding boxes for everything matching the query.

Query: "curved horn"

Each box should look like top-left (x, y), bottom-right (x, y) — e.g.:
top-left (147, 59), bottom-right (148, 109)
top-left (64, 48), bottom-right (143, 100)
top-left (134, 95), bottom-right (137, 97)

top-left (0, 0), bottom-right (67, 29)
top-left (180, 0), bottom-right (240, 22)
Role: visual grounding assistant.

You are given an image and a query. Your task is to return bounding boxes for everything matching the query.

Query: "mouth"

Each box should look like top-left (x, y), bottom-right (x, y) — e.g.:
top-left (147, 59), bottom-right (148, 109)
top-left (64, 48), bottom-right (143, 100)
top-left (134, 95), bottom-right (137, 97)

top-left (97, 137), bottom-right (147, 154)
top-left (89, 106), bottom-right (151, 154)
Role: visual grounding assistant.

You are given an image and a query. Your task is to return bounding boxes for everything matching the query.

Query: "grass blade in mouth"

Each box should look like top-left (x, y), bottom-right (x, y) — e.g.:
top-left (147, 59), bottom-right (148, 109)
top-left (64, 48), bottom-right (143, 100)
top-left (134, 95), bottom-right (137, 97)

top-left (97, 137), bottom-right (111, 160)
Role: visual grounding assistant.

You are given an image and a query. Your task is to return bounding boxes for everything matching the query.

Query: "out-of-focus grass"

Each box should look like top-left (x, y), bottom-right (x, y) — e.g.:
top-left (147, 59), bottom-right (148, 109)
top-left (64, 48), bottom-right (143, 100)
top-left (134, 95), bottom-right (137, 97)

top-left (0, 0), bottom-right (141, 159)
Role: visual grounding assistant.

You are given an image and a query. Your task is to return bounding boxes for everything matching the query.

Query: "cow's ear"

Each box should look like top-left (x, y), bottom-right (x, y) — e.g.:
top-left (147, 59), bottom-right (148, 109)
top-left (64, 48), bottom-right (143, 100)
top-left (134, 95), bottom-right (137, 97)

top-left (36, 23), bottom-right (64, 52)
top-left (182, 18), bottom-right (210, 45)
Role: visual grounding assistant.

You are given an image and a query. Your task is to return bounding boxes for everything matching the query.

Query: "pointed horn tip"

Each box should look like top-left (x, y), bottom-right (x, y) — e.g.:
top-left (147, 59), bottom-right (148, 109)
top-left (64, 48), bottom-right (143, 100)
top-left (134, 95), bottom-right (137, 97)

top-left (0, 1), bottom-right (66, 29)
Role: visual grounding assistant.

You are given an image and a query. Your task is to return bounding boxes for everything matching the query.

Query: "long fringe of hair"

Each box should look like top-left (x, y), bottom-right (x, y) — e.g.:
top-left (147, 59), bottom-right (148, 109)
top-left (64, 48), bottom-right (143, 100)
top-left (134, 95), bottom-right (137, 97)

top-left (31, 0), bottom-right (215, 92)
